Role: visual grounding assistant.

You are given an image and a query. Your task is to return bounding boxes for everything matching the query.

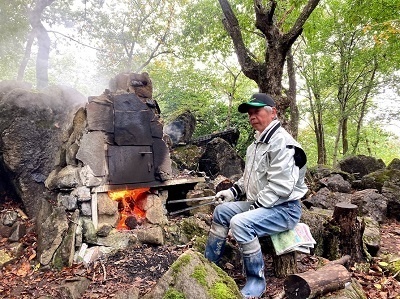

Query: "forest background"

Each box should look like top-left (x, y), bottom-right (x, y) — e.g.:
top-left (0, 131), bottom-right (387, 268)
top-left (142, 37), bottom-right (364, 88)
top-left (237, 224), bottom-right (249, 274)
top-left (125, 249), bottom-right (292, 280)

top-left (1, 0), bottom-right (399, 167)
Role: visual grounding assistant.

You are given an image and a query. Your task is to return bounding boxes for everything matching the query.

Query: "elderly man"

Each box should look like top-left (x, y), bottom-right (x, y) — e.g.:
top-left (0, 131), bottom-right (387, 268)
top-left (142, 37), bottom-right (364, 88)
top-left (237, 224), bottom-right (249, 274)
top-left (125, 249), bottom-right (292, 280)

top-left (204, 93), bottom-right (308, 298)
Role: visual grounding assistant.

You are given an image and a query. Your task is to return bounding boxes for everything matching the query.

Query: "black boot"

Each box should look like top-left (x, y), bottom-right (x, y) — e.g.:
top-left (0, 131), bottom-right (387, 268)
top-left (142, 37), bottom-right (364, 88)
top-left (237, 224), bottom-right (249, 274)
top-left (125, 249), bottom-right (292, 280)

top-left (240, 238), bottom-right (266, 298)
top-left (204, 222), bottom-right (228, 263)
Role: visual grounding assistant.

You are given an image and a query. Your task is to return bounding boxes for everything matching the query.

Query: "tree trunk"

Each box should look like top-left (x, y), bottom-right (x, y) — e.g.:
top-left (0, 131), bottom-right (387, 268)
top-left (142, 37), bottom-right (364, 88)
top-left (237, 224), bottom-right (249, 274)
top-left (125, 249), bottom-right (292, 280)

top-left (218, 0), bottom-right (321, 131)
top-left (332, 120), bottom-right (341, 166)
top-left (317, 108), bottom-right (327, 165)
top-left (352, 59), bottom-right (377, 155)
top-left (287, 49), bottom-right (299, 139)
top-left (36, 21), bottom-right (50, 89)
top-left (342, 117), bottom-right (349, 156)
top-left (19, 0), bottom-right (55, 89)
top-left (17, 30), bottom-right (36, 81)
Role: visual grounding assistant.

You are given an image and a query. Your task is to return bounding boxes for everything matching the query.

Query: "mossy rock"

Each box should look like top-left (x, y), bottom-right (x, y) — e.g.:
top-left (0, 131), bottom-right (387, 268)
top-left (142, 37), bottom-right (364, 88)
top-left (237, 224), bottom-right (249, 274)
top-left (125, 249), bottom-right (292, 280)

top-left (379, 254), bottom-right (400, 281)
top-left (143, 249), bottom-right (241, 299)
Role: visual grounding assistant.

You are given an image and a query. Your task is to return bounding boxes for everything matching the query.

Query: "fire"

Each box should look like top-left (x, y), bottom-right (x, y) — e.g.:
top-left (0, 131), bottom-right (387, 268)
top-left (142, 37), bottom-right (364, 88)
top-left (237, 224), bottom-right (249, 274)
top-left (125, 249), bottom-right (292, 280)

top-left (108, 188), bottom-right (149, 230)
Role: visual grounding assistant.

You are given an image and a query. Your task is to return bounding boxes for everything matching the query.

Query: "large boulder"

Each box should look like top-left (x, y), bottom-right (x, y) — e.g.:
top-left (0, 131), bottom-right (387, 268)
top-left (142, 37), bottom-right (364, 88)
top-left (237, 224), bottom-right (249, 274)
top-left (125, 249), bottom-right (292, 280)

top-left (338, 155), bottom-right (386, 179)
top-left (164, 110), bottom-right (196, 146)
top-left (143, 249), bottom-right (242, 299)
top-left (0, 81), bottom-right (85, 217)
top-left (198, 137), bottom-right (244, 180)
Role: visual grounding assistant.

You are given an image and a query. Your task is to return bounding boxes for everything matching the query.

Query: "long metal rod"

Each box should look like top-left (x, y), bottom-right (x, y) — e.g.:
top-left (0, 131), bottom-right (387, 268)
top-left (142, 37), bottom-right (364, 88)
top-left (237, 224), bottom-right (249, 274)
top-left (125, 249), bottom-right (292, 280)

top-left (168, 201), bottom-right (216, 215)
top-left (167, 196), bottom-right (215, 204)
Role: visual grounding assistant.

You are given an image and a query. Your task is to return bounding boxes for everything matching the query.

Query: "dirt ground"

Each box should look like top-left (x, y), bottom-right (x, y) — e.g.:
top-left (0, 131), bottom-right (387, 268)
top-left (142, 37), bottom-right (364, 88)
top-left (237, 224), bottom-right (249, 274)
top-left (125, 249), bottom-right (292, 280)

top-left (1, 200), bottom-right (400, 299)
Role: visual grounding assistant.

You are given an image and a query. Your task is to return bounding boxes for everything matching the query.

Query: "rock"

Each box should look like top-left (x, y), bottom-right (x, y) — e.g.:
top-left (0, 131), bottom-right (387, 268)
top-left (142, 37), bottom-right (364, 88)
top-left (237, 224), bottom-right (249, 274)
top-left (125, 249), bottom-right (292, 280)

top-left (303, 187), bottom-right (352, 210)
top-left (9, 221), bottom-right (26, 242)
top-left (199, 137), bottom-right (244, 179)
top-left (96, 224), bottom-right (113, 237)
top-left (137, 226), bottom-right (165, 245)
top-left (142, 249), bottom-right (242, 299)
top-left (170, 145), bottom-right (205, 171)
top-left (97, 193), bottom-right (119, 227)
top-left (0, 249), bottom-right (14, 268)
top-left (96, 230), bottom-right (138, 249)
top-left (164, 110), bottom-right (196, 145)
top-left (36, 201), bottom-right (69, 266)
top-left (338, 155), bottom-right (386, 179)
top-left (45, 165), bottom-right (82, 190)
top-left (1, 210), bottom-right (18, 226)
top-left (350, 189), bottom-right (387, 223)
top-left (300, 207), bottom-right (333, 256)
top-left (57, 277), bottom-right (91, 299)
top-left (387, 158), bottom-right (400, 170)
top-left (0, 223), bottom-right (13, 238)
top-left (113, 287), bottom-right (140, 299)
top-left (57, 193), bottom-right (78, 211)
top-left (52, 210), bottom-right (79, 269)
top-left (145, 201), bottom-right (168, 225)
top-left (0, 82), bottom-right (84, 217)
top-left (362, 217), bottom-right (380, 257)
top-left (323, 278), bottom-right (366, 299)
top-left (319, 174), bottom-right (352, 193)
top-left (359, 168), bottom-right (400, 192)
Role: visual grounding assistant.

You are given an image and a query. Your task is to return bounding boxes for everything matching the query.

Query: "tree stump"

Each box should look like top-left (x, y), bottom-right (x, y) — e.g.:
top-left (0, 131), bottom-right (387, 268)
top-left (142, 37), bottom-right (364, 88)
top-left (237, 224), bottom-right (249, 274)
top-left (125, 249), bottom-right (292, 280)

top-left (325, 202), bottom-right (365, 264)
top-left (272, 251), bottom-right (298, 278)
top-left (260, 236), bottom-right (298, 278)
top-left (284, 255), bottom-right (351, 299)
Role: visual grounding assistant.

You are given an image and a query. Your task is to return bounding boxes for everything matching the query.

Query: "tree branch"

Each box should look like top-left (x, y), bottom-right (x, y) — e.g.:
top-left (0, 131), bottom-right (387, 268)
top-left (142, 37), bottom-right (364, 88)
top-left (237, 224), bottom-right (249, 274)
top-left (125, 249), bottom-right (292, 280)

top-left (48, 30), bottom-right (104, 51)
top-left (218, 0), bottom-right (259, 80)
top-left (283, 0), bottom-right (321, 47)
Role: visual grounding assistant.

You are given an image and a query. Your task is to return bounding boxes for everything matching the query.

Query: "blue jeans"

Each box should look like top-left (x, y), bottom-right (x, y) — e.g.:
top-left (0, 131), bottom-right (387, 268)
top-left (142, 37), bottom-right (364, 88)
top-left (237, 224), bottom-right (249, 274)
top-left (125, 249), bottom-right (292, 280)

top-left (212, 200), bottom-right (302, 243)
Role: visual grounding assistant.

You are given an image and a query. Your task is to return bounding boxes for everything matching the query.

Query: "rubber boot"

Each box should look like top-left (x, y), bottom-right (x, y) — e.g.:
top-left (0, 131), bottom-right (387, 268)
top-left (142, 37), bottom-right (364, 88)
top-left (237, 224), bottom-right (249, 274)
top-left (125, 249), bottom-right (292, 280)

top-left (240, 237), bottom-right (266, 298)
top-left (204, 222), bottom-right (229, 264)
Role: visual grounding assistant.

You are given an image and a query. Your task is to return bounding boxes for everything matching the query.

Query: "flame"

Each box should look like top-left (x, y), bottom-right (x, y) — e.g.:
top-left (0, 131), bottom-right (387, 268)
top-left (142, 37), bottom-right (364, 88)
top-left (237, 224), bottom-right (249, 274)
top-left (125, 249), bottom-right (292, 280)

top-left (108, 188), bottom-right (149, 230)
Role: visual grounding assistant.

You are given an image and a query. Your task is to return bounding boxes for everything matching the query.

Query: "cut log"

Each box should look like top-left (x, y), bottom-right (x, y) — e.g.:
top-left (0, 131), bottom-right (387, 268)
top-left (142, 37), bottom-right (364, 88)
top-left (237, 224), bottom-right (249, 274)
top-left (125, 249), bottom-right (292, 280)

top-left (284, 255), bottom-right (351, 299)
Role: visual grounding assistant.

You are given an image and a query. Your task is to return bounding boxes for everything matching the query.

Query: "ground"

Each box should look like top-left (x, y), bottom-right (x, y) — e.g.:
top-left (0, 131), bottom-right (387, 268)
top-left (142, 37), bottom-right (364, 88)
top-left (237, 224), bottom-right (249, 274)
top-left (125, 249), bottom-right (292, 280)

top-left (1, 200), bottom-right (400, 298)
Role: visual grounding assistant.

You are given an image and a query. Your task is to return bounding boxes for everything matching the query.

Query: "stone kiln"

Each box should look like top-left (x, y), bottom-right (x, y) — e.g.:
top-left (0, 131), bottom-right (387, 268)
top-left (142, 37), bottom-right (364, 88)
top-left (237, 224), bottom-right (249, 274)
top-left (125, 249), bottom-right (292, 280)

top-left (44, 74), bottom-right (204, 266)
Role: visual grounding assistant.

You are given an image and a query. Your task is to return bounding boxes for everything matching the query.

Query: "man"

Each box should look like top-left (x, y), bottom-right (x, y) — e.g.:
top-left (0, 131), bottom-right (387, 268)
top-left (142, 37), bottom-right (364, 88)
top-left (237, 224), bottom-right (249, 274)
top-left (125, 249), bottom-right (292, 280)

top-left (204, 93), bottom-right (308, 298)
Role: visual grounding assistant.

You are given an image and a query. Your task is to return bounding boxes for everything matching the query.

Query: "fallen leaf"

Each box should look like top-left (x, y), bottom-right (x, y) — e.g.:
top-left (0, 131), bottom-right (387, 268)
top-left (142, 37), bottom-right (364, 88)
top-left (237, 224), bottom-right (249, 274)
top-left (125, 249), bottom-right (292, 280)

top-left (28, 251), bottom-right (37, 260)
top-left (16, 261), bottom-right (31, 277)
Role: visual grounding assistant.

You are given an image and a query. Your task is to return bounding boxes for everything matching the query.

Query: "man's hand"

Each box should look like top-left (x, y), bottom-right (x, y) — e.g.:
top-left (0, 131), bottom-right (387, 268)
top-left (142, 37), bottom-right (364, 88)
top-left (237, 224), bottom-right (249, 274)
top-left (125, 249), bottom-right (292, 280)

top-left (215, 189), bottom-right (234, 204)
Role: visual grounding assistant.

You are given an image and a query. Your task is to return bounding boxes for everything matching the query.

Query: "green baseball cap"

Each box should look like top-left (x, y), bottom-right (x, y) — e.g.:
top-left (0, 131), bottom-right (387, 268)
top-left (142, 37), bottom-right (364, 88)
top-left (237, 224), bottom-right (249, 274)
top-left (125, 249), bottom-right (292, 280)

top-left (238, 93), bottom-right (276, 113)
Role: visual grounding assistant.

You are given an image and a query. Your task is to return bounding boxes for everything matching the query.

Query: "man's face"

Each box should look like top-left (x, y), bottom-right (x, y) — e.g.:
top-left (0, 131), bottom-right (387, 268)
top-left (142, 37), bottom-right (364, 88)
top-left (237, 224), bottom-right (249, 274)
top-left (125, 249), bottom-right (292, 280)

top-left (247, 106), bottom-right (277, 132)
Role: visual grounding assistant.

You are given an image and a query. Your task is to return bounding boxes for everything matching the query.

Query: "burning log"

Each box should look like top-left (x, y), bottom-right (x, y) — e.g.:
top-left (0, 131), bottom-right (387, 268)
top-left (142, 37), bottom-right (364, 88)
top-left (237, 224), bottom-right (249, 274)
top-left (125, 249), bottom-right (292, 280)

top-left (284, 255), bottom-right (351, 299)
top-left (125, 216), bottom-right (139, 229)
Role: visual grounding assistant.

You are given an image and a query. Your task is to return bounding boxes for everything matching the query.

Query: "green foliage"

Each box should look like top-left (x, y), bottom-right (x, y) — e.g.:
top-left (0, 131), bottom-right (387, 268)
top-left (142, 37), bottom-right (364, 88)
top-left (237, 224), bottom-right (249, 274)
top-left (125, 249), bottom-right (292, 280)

top-left (69, 0), bottom-right (186, 77)
top-left (0, 0), bottom-right (398, 168)
top-left (298, 121), bottom-right (400, 166)
top-left (148, 60), bottom-right (256, 141)
top-left (296, 0), bottom-right (400, 165)
top-left (0, 0), bottom-right (30, 79)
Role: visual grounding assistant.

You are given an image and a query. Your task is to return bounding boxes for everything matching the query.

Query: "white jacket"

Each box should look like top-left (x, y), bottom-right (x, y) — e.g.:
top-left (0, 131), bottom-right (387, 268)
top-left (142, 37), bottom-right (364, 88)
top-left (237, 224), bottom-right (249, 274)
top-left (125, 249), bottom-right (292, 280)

top-left (232, 120), bottom-right (308, 208)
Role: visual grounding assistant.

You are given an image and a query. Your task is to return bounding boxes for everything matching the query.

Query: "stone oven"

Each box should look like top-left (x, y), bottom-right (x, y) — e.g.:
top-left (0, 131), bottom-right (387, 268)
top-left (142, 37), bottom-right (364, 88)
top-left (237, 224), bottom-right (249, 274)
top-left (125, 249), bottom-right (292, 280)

top-left (43, 73), bottom-right (205, 267)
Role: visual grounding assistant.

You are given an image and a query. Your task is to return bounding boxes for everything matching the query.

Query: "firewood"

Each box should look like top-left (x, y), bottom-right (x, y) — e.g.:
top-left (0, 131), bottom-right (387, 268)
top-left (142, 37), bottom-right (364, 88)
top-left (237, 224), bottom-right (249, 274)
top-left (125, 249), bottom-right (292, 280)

top-left (284, 255), bottom-right (351, 299)
top-left (125, 216), bottom-right (138, 229)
